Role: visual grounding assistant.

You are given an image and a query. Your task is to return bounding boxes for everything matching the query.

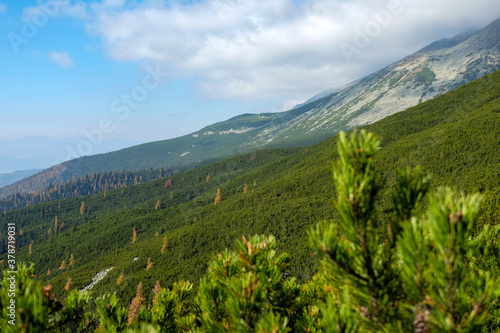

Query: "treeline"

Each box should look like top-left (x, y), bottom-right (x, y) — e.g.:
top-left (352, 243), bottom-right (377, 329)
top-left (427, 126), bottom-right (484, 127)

top-left (0, 168), bottom-right (181, 212)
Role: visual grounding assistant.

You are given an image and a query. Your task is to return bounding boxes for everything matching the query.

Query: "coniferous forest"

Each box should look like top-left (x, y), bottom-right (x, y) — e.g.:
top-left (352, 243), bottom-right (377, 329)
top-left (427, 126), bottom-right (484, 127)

top-left (0, 168), bottom-right (181, 212)
top-left (1, 69), bottom-right (500, 331)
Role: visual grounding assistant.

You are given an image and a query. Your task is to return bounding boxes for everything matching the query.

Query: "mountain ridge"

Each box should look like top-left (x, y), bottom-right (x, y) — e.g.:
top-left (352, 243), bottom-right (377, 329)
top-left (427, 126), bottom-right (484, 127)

top-left (0, 169), bottom-right (43, 188)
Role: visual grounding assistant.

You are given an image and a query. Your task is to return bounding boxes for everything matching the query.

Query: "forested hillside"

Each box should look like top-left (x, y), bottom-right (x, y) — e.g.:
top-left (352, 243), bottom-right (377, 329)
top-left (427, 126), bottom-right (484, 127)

top-left (0, 168), bottom-right (175, 212)
top-left (2, 130), bottom-right (499, 332)
top-left (1, 70), bottom-right (499, 330)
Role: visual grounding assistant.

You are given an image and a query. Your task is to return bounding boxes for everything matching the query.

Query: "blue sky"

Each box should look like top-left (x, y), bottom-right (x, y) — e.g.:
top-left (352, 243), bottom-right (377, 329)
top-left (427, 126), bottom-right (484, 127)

top-left (1, 1), bottom-right (264, 142)
top-left (1, 0), bottom-right (499, 172)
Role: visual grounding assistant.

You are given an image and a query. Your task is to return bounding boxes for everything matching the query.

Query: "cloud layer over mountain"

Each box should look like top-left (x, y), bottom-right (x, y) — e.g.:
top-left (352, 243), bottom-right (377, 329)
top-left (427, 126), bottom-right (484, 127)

top-left (35, 0), bottom-right (499, 103)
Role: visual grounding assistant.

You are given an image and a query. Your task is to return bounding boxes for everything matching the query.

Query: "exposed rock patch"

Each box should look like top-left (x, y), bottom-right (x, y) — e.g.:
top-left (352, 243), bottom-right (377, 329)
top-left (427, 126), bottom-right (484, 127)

top-left (81, 267), bottom-right (114, 292)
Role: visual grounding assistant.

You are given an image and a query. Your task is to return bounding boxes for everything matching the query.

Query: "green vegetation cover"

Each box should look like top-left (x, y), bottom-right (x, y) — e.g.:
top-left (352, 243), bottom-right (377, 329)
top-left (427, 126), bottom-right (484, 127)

top-left (1, 130), bottom-right (500, 332)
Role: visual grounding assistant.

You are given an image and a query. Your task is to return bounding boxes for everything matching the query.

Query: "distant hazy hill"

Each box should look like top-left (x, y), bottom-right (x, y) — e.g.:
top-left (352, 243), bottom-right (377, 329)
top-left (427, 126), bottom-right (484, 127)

top-left (0, 136), bottom-right (140, 174)
top-left (0, 169), bottom-right (42, 188)
top-left (2, 18), bottom-right (499, 199)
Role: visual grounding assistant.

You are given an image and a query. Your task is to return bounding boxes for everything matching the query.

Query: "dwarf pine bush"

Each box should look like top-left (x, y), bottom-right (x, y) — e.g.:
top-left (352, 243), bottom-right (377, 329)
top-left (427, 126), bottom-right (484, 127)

top-left (308, 130), bottom-right (500, 332)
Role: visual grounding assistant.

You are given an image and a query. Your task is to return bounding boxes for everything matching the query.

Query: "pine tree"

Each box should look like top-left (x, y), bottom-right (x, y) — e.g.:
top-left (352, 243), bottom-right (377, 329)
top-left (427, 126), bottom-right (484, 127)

top-left (151, 280), bottom-right (195, 331)
top-left (155, 200), bottom-right (161, 210)
top-left (206, 175), bottom-right (211, 182)
top-left (55, 216), bottom-right (58, 235)
top-left (47, 227), bottom-right (52, 238)
top-left (243, 183), bottom-right (248, 193)
top-left (145, 258), bottom-right (153, 270)
top-left (152, 280), bottom-right (162, 306)
top-left (127, 282), bottom-right (145, 326)
top-left (161, 235), bottom-right (168, 254)
top-left (214, 188), bottom-right (222, 205)
top-left (64, 277), bottom-right (73, 291)
top-left (308, 130), bottom-right (423, 330)
top-left (117, 272), bottom-right (124, 285)
top-left (70, 253), bottom-right (75, 267)
top-left (28, 239), bottom-right (33, 255)
top-left (195, 235), bottom-right (293, 332)
top-left (308, 130), bottom-right (500, 332)
top-left (47, 268), bottom-right (51, 275)
top-left (60, 260), bottom-right (66, 269)
top-left (132, 228), bottom-right (137, 244)
top-left (80, 202), bottom-right (86, 215)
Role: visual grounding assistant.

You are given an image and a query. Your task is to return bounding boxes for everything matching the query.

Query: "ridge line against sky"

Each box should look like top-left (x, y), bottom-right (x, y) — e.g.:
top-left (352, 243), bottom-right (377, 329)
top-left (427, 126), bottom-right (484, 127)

top-left (0, 0), bottom-right (499, 172)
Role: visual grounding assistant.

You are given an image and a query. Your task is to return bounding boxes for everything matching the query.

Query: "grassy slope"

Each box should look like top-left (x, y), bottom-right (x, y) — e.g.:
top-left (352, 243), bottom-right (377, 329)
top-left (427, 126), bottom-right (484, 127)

top-left (1, 70), bottom-right (500, 304)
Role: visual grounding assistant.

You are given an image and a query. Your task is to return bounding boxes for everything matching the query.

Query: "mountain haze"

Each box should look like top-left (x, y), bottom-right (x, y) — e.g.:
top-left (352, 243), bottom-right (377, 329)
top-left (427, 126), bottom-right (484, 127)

top-left (0, 169), bottom-right (43, 188)
top-left (2, 18), bottom-right (499, 199)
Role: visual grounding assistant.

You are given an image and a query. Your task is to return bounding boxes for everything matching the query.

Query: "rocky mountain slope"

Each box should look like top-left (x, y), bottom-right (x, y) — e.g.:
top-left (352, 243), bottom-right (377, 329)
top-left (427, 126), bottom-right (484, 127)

top-left (2, 18), bottom-right (499, 199)
top-left (243, 18), bottom-right (500, 147)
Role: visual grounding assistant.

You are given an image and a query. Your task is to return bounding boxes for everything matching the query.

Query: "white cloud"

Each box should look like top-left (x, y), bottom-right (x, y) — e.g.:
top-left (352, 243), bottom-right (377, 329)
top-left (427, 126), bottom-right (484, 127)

top-left (63, 0), bottom-right (500, 103)
top-left (63, 2), bottom-right (89, 19)
top-left (48, 51), bottom-right (74, 68)
top-left (0, 3), bottom-right (6, 13)
top-left (23, 0), bottom-right (88, 22)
